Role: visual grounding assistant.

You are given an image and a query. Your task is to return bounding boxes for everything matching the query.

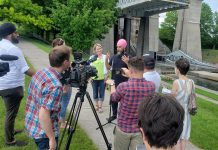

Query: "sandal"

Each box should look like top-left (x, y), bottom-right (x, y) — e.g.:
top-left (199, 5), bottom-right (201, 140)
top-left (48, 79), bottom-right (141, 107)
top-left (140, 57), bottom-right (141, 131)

top-left (98, 107), bottom-right (103, 113)
top-left (95, 104), bottom-right (99, 111)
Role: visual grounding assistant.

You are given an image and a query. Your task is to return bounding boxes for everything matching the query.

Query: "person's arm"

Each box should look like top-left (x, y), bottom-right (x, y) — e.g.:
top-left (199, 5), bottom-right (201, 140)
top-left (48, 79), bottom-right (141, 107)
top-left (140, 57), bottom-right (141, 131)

top-left (171, 80), bottom-right (178, 97)
top-left (106, 79), bottom-right (124, 102)
top-left (105, 52), bottom-right (111, 70)
top-left (121, 55), bottom-right (129, 64)
top-left (25, 68), bottom-right (35, 77)
top-left (39, 107), bottom-right (56, 150)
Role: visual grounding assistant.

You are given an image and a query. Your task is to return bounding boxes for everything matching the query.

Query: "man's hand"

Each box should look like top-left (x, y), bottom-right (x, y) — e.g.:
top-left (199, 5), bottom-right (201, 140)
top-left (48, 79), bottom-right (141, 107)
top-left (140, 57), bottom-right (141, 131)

top-left (121, 68), bottom-right (130, 78)
top-left (49, 137), bottom-right (56, 150)
top-left (105, 79), bottom-right (115, 86)
top-left (122, 55), bottom-right (129, 64)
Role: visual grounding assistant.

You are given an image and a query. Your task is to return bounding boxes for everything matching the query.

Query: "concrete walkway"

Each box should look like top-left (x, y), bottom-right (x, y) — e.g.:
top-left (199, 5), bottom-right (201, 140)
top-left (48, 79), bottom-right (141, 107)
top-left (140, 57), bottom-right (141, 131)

top-left (18, 40), bottom-right (200, 150)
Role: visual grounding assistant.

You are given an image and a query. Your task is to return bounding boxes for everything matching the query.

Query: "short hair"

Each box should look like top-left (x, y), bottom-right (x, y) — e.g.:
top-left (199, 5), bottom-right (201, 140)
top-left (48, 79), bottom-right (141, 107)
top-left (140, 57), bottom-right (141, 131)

top-left (128, 56), bottom-right (144, 72)
top-left (93, 43), bottom-right (102, 52)
top-left (144, 55), bottom-right (155, 70)
top-left (138, 94), bottom-right (184, 149)
top-left (175, 58), bottom-right (190, 75)
top-left (52, 38), bottom-right (65, 47)
top-left (49, 45), bottom-right (71, 67)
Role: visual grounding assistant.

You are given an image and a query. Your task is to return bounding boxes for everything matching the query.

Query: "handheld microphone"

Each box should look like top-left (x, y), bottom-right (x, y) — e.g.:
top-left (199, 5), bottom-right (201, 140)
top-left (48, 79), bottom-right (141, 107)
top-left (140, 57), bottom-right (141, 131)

top-left (0, 55), bottom-right (18, 61)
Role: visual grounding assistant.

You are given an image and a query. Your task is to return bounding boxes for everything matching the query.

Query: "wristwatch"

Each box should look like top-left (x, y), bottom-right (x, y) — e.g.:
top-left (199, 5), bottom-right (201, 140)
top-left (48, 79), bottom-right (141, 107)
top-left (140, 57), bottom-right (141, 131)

top-left (110, 83), bottom-right (115, 86)
top-left (110, 80), bottom-right (115, 86)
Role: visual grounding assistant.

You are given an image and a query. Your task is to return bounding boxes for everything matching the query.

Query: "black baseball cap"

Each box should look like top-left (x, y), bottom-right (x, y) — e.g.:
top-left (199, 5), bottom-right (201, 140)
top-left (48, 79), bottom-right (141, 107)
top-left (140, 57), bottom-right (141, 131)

top-left (143, 55), bottom-right (155, 69)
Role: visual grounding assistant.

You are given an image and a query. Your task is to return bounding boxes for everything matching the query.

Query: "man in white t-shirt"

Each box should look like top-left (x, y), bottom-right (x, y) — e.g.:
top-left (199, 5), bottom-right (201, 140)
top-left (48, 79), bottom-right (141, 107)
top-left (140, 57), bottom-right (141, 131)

top-left (0, 22), bottom-right (35, 146)
top-left (143, 55), bottom-right (161, 92)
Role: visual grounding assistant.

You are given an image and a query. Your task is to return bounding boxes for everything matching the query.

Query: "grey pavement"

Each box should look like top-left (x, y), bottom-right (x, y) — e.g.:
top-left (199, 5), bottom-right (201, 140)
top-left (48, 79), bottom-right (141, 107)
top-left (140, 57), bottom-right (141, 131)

top-left (18, 40), bottom-right (200, 150)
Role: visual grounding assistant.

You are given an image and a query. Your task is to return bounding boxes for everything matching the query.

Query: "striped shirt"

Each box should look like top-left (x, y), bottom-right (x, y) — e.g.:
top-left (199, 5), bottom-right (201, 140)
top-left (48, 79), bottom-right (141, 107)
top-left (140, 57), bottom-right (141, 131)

top-left (111, 78), bottom-right (155, 133)
top-left (25, 67), bottom-right (63, 139)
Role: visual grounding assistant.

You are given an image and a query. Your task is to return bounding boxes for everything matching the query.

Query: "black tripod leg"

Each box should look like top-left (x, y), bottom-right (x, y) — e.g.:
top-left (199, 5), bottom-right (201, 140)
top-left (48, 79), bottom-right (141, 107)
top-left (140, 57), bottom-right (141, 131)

top-left (58, 91), bottom-right (83, 150)
top-left (85, 92), bottom-right (112, 150)
top-left (96, 96), bottom-right (116, 130)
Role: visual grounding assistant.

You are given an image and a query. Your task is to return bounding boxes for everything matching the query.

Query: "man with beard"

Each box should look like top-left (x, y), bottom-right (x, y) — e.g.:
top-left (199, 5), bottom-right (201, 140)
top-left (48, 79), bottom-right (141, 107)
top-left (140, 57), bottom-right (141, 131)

top-left (105, 39), bottom-right (129, 122)
top-left (0, 22), bottom-right (35, 146)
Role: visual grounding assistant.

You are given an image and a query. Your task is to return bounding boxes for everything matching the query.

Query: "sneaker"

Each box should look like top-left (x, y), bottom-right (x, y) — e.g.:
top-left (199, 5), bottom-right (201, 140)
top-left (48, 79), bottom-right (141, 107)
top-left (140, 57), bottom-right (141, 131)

top-left (6, 140), bottom-right (28, 147)
top-left (106, 116), bottom-right (117, 122)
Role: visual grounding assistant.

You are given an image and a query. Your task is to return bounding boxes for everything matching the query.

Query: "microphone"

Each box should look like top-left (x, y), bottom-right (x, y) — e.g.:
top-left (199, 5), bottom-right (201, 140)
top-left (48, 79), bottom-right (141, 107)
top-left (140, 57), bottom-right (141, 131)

top-left (0, 55), bottom-right (18, 61)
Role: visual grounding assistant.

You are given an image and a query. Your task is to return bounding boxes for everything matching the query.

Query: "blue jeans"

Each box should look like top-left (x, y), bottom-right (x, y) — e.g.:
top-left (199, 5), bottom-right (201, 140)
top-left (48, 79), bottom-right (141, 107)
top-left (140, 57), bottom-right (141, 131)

top-left (92, 80), bottom-right (105, 101)
top-left (59, 88), bottom-right (72, 120)
top-left (34, 137), bottom-right (58, 150)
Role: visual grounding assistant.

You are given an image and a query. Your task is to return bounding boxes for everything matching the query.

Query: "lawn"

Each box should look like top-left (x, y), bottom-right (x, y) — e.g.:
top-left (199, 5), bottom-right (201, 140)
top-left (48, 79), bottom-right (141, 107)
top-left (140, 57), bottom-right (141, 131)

top-left (0, 59), bottom-right (97, 150)
top-left (202, 49), bottom-right (218, 64)
top-left (190, 98), bottom-right (218, 150)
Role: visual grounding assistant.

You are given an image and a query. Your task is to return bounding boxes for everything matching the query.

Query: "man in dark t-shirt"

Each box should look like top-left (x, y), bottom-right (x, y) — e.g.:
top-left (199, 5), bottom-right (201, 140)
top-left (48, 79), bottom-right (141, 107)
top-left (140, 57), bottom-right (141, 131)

top-left (105, 39), bottom-right (129, 122)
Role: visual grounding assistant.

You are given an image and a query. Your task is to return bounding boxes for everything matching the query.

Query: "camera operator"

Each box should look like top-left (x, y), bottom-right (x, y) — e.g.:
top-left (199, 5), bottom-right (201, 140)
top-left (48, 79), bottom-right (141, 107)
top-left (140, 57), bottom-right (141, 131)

top-left (0, 22), bottom-right (35, 146)
top-left (138, 94), bottom-right (184, 150)
top-left (105, 39), bottom-right (129, 122)
top-left (106, 56), bottom-right (155, 150)
top-left (25, 45), bottom-right (71, 150)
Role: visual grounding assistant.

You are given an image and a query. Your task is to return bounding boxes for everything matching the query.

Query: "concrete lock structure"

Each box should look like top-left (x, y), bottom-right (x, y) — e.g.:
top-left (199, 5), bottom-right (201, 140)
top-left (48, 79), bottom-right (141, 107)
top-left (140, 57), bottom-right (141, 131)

top-left (96, 0), bottom-right (203, 62)
top-left (173, 0), bottom-right (203, 61)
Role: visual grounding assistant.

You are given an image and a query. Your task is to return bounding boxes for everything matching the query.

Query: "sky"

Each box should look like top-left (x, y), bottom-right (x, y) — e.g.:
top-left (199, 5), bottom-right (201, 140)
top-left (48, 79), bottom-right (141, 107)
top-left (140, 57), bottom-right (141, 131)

top-left (159, 0), bottom-right (218, 25)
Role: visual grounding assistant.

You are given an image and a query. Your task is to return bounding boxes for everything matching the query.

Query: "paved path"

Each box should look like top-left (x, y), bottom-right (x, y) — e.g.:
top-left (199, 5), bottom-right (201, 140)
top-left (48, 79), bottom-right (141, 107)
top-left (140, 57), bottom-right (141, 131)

top-left (18, 40), bottom-right (200, 150)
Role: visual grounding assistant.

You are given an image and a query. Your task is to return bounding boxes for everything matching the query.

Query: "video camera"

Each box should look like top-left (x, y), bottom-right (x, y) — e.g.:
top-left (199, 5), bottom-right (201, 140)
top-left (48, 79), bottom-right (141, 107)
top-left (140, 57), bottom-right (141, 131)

top-left (60, 52), bottom-right (98, 88)
top-left (0, 55), bottom-right (18, 77)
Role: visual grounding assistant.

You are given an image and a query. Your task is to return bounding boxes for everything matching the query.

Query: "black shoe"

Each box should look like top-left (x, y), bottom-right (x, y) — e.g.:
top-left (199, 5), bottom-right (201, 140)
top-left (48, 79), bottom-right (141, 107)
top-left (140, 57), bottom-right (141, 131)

top-left (106, 116), bottom-right (117, 122)
top-left (6, 141), bottom-right (28, 147)
top-left (14, 129), bottom-right (24, 135)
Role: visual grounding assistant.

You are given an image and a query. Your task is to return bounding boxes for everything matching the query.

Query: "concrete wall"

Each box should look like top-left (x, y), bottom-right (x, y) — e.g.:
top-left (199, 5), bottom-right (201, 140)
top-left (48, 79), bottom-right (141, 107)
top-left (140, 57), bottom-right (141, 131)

top-left (173, 0), bottom-right (202, 61)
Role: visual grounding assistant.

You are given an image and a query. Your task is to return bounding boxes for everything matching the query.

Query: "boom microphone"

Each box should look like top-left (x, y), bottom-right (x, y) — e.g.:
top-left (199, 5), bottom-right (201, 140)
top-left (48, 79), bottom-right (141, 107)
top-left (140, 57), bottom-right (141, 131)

top-left (0, 55), bottom-right (18, 61)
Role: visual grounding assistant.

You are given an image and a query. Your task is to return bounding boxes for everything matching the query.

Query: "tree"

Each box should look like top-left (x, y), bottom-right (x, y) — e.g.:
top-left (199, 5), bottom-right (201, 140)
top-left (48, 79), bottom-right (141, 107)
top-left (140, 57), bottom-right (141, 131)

top-left (51, 0), bottom-right (117, 51)
top-left (200, 2), bottom-right (214, 49)
top-left (0, 0), bottom-right (52, 30)
top-left (159, 11), bottom-right (178, 49)
top-left (212, 12), bottom-right (218, 49)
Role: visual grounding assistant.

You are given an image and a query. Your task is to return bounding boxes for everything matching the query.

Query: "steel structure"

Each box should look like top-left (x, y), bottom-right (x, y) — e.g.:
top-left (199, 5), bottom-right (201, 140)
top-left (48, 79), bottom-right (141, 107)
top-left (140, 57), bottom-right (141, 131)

top-left (117, 0), bottom-right (189, 17)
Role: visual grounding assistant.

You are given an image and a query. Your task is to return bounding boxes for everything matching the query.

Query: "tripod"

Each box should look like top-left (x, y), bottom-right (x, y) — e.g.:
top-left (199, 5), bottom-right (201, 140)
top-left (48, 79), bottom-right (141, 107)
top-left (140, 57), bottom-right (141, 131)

top-left (58, 85), bottom-right (112, 150)
top-left (96, 96), bottom-right (116, 130)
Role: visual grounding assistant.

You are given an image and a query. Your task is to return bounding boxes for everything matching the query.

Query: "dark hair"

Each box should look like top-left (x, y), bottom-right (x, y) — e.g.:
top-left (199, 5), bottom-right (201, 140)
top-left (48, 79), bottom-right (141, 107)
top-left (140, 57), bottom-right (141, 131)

top-left (0, 22), bottom-right (16, 38)
top-left (175, 58), bottom-right (190, 75)
top-left (49, 45), bottom-right (71, 67)
top-left (52, 38), bottom-right (65, 47)
top-left (144, 55), bottom-right (155, 70)
top-left (138, 94), bottom-right (184, 148)
top-left (128, 56), bottom-right (144, 72)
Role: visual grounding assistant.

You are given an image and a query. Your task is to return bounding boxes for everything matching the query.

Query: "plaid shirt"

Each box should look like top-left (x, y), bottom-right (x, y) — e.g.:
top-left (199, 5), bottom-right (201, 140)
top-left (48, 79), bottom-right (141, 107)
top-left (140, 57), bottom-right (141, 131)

top-left (111, 78), bottom-right (155, 133)
top-left (25, 67), bottom-right (63, 139)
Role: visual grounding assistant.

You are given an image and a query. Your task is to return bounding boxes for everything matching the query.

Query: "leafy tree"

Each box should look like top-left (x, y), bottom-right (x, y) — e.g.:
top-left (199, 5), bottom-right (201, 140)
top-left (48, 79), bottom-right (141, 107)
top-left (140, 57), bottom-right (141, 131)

top-left (212, 12), bottom-right (218, 49)
top-left (51, 0), bottom-right (117, 51)
top-left (200, 2), bottom-right (214, 49)
top-left (0, 0), bottom-right (52, 30)
top-left (159, 11), bottom-right (178, 49)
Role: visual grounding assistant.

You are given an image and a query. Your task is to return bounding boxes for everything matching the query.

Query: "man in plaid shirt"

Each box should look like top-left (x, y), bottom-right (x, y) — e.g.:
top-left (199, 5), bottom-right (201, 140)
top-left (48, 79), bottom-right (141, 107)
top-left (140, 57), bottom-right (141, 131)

top-left (25, 45), bottom-right (71, 150)
top-left (106, 56), bottom-right (155, 150)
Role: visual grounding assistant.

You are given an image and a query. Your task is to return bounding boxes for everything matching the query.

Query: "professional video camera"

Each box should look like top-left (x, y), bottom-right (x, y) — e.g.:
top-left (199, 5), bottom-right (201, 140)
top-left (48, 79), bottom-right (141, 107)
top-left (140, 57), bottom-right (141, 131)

top-left (60, 52), bottom-right (98, 88)
top-left (0, 55), bottom-right (18, 77)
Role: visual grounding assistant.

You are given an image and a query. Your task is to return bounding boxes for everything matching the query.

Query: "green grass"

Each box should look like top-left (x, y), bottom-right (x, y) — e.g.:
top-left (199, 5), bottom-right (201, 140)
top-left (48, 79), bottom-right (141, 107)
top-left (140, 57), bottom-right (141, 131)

top-left (0, 59), bottom-right (97, 149)
top-left (196, 88), bottom-right (218, 101)
top-left (190, 97), bottom-right (218, 150)
top-left (202, 49), bottom-right (218, 64)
